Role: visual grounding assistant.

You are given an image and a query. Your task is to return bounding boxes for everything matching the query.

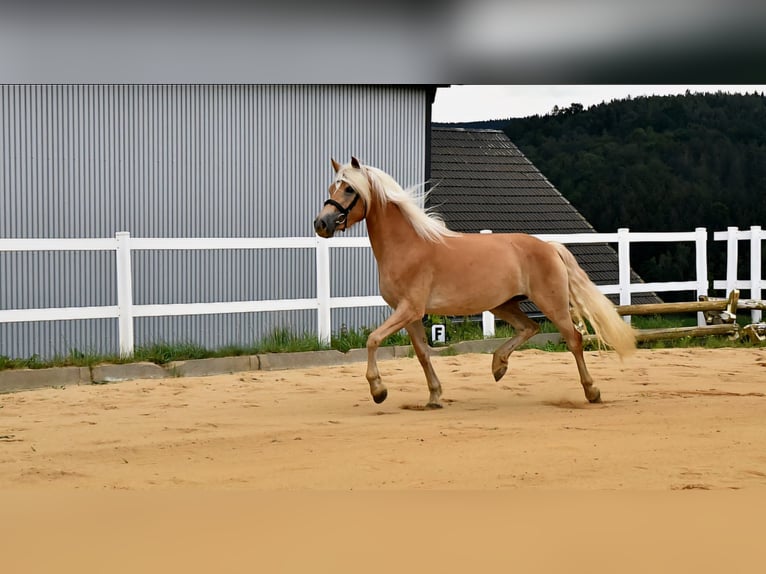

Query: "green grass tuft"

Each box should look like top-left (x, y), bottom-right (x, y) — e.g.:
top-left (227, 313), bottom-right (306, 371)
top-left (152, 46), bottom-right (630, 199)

top-left (132, 341), bottom-right (211, 364)
top-left (332, 324), bottom-right (410, 353)
top-left (251, 327), bottom-right (328, 354)
top-left (0, 314), bottom-right (763, 372)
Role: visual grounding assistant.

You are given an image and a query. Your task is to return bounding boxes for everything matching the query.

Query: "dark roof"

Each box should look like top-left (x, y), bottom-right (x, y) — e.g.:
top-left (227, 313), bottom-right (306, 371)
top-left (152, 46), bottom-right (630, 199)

top-left (428, 127), bottom-right (660, 306)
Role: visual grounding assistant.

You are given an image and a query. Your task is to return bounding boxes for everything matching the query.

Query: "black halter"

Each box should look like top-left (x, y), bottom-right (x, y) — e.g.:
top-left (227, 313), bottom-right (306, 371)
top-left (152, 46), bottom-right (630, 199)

top-left (323, 188), bottom-right (367, 231)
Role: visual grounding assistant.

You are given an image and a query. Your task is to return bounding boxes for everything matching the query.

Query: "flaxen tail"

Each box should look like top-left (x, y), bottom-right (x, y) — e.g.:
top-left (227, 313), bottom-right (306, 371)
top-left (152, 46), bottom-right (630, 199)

top-left (551, 242), bottom-right (636, 358)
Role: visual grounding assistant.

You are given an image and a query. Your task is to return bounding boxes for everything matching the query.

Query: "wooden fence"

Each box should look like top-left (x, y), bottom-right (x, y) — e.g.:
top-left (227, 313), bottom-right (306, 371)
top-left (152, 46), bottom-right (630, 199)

top-left (1, 226), bottom-right (764, 356)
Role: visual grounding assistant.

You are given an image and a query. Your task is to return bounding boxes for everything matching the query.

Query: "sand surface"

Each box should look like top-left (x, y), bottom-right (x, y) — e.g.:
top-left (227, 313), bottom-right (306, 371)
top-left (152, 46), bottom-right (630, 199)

top-left (2, 346), bottom-right (766, 491)
top-left (2, 347), bottom-right (766, 572)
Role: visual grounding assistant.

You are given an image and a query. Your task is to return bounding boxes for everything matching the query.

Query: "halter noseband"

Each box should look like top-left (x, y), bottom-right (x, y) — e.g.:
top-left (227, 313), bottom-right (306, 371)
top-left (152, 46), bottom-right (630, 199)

top-left (323, 187), bottom-right (367, 231)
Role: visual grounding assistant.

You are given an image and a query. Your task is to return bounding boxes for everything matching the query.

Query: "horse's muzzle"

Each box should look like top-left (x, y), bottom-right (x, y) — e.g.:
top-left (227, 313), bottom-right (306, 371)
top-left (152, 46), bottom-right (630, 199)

top-left (313, 213), bottom-right (337, 238)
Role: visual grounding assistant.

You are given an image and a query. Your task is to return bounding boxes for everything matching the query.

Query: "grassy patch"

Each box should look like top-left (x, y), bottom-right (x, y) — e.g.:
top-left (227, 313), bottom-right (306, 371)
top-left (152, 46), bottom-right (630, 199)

top-left (0, 350), bottom-right (111, 370)
top-left (133, 342), bottom-right (211, 364)
top-left (1, 314), bottom-right (763, 372)
top-left (0, 355), bottom-right (39, 370)
top-left (522, 339), bottom-right (569, 352)
top-left (332, 325), bottom-right (410, 353)
top-left (630, 313), bottom-right (698, 330)
top-left (251, 328), bottom-right (328, 355)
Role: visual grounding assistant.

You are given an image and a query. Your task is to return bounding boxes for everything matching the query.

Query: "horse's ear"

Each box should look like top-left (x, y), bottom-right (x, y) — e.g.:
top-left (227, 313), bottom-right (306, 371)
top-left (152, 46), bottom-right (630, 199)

top-left (331, 158), bottom-right (341, 173)
top-left (351, 156), bottom-right (361, 169)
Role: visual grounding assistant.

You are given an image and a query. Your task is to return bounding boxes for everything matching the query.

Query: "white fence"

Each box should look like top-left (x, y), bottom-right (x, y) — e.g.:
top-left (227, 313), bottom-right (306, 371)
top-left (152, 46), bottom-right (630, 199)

top-left (0, 226), bottom-right (763, 356)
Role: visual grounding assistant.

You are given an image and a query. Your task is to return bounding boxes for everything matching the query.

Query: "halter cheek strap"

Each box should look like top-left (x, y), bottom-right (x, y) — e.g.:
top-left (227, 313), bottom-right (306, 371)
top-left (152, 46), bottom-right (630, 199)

top-left (323, 191), bottom-right (366, 231)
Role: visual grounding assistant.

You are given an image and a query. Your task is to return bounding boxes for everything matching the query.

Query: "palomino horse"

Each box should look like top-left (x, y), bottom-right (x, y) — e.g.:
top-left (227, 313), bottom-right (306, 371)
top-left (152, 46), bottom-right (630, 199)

top-left (314, 157), bottom-right (635, 408)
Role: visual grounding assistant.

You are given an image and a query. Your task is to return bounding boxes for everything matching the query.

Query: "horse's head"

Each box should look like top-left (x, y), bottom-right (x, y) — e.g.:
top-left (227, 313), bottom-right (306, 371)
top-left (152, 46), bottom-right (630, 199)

top-left (314, 156), bottom-right (369, 238)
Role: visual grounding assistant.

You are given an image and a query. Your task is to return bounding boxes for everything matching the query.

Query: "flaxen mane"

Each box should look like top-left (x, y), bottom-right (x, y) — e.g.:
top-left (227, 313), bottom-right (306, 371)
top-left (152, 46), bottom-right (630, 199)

top-left (335, 163), bottom-right (458, 243)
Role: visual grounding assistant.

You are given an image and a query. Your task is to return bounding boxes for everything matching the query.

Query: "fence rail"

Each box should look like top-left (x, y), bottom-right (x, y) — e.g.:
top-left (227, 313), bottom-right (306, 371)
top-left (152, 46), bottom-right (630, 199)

top-left (1, 226), bottom-right (764, 356)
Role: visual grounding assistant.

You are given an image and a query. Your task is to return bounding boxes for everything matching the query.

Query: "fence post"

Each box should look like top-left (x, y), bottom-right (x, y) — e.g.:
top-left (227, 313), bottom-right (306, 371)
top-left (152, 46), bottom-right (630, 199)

top-left (726, 226), bottom-right (739, 297)
top-left (695, 227), bottom-right (708, 327)
top-left (751, 225), bottom-right (762, 323)
top-left (315, 237), bottom-right (332, 345)
top-left (115, 232), bottom-right (134, 358)
top-left (480, 230), bottom-right (495, 338)
top-left (617, 228), bottom-right (631, 323)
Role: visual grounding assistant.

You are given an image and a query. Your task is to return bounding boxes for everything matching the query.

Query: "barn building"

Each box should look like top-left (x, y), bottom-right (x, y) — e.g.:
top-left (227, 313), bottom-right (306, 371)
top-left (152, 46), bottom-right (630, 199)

top-left (0, 85), bottom-right (436, 359)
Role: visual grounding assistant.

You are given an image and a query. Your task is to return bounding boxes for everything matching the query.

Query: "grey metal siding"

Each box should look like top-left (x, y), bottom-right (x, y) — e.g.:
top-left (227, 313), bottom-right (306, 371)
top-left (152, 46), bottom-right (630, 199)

top-left (0, 85), bottom-right (426, 358)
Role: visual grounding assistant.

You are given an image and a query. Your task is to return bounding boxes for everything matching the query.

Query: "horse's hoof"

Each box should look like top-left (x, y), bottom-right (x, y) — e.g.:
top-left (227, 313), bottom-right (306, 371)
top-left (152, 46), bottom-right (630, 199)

top-left (425, 402), bottom-right (443, 409)
top-left (587, 387), bottom-right (602, 404)
top-left (493, 366), bottom-right (507, 382)
top-left (372, 388), bottom-right (388, 404)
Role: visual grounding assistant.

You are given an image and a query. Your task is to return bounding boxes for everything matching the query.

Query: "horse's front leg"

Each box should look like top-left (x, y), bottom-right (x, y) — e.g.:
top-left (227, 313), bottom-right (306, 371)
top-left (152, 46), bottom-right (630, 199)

top-left (404, 320), bottom-right (443, 408)
top-left (365, 304), bottom-right (421, 404)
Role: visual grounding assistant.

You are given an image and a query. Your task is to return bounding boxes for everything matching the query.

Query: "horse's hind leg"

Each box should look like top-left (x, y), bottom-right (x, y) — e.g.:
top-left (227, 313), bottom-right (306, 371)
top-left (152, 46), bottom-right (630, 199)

top-left (560, 322), bottom-right (600, 403)
top-left (533, 297), bottom-right (601, 403)
top-left (405, 320), bottom-right (444, 408)
top-left (490, 300), bottom-right (540, 382)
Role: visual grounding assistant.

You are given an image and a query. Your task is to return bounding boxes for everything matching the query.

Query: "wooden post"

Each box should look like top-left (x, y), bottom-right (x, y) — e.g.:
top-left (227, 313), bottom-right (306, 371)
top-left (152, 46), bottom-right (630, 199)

top-left (726, 226), bottom-right (739, 297)
top-left (751, 225), bottom-right (762, 323)
top-left (480, 230), bottom-right (495, 338)
top-left (616, 299), bottom-right (728, 316)
top-left (695, 227), bottom-right (708, 327)
top-left (315, 237), bottom-right (331, 345)
top-left (583, 323), bottom-right (737, 344)
top-left (617, 228), bottom-right (631, 324)
top-left (726, 289), bottom-right (741, 320)
top-left (115, 232), bottom-right (134, 358)
top-left (633, 323), bottom-right (737, 342)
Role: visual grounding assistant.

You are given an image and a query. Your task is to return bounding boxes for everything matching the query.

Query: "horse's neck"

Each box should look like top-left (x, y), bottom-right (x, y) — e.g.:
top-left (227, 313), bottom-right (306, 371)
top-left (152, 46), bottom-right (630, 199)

top-left (365, 202), bottom-right (427, 265)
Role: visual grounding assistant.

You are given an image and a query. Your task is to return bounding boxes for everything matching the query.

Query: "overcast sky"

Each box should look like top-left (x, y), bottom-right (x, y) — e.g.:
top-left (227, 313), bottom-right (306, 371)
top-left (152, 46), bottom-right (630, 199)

top-left (432, 85), bottom-right (766, 122)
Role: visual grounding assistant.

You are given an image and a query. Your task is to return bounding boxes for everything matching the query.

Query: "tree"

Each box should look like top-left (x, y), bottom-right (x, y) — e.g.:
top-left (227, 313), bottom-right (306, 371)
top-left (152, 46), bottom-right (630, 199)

top-left (489, 92), bottom-right (766, 296)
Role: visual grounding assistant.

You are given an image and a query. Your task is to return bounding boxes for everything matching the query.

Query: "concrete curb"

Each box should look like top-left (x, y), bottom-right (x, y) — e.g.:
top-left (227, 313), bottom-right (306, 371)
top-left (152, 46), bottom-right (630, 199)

top-left (258, 350), bottom-right (350, 371)
top-left (0, 366), bottom-right (90, 394)
top-left (0, 333), bottom-right (563, 394)
top-left (92, 362), bottom-right (168, 383)
top-left (166, 356), bottom-right (257, 377)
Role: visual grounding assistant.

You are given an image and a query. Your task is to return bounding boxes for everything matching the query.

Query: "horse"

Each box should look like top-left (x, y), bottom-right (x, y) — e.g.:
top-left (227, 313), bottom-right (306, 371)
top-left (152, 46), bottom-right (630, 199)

top-left (313, 156), bottom-right (636, 408)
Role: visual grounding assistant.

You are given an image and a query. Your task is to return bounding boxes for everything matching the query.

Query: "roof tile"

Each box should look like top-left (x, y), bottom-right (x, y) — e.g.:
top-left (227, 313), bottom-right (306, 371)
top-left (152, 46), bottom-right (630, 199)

top-left (429, 127), bottom-right (660, 304)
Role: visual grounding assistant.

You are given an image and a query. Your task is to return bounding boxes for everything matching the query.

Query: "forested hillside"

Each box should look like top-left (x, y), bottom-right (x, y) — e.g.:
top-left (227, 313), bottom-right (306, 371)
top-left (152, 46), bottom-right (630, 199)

top-left (440, 92), bottom-right (766, 293)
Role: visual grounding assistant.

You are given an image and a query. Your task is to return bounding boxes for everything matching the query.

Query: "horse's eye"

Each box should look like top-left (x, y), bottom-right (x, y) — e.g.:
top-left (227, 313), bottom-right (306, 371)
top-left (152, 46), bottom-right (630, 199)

top-left (345, 186), bottom-right (355, 194)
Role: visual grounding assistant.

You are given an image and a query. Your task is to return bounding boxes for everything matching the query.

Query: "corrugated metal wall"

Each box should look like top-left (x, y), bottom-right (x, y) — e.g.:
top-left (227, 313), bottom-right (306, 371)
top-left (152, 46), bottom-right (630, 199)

top-left (0, 85), bottom-right (426, 358)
